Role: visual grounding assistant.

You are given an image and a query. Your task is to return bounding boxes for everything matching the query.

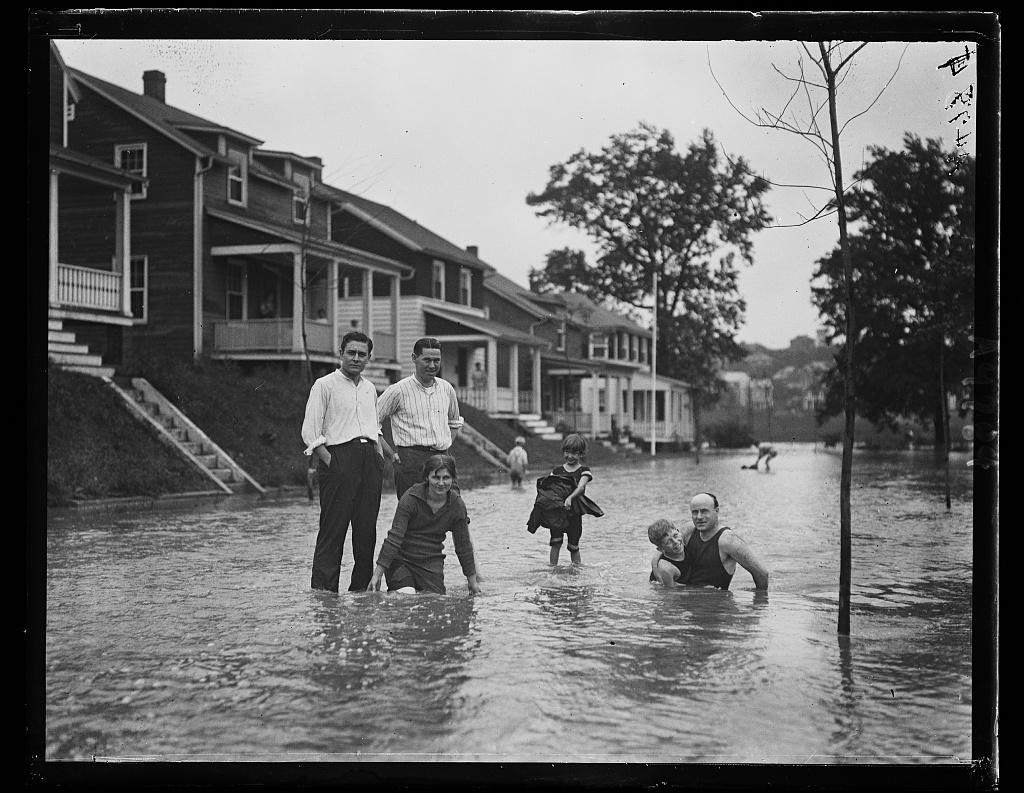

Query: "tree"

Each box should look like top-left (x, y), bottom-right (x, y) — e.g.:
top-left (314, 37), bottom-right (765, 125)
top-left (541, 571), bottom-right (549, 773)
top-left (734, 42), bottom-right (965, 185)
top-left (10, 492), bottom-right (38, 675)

top-left (812, 147), bottom-right (975, 440)
top-left (711, 40), bottom-right (899, 636)
top-left (812, 135), bottom-right (974, 508)
top-left (526, 123), bottom-right (772, 450)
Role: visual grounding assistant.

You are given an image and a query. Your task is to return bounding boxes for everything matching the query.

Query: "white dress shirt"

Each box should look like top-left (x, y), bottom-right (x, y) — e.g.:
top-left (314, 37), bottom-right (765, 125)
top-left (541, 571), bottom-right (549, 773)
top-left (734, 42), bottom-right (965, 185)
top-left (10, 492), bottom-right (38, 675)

top-left (376, 375), bottom-right (464, 450)
top-left (301, 370), bottom-right (381, 455)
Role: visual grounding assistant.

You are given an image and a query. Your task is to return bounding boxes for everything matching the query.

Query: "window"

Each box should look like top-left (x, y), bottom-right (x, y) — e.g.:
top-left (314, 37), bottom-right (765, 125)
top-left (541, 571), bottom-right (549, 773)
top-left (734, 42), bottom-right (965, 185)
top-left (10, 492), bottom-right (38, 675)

top-left (65, 103), bottom-right (75, 122)
top-left (459, 267), bottom-right (472, 306)
top-left (227, 148), bottom-right (248, 206)
top-left (630, 334), bottom-right (638, 361)
top-left (590, 333), bottom-right (608, 359)
top-left (556, 320), bottom-right (566, 352)
top-left (432, 260), bottom-right (446, 300)
top-left (292, 172), bottom-right (310, 225)
top-left (227, 261), bottom-right (245, 319)
top-left (129, 255), bottom-right (148, 321)
top-left (114, 143), bottom-right (147, 198)
top-left (292, 191), bottom-right (308, 224)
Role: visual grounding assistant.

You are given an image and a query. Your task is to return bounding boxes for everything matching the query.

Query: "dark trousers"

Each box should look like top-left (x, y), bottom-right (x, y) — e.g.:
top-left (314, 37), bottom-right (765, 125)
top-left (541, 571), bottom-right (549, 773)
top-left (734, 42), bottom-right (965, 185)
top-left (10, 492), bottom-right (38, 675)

top-left (310, 441), bottom-right (384, 593)
top-left (393, 445), bottom-right (459, 499)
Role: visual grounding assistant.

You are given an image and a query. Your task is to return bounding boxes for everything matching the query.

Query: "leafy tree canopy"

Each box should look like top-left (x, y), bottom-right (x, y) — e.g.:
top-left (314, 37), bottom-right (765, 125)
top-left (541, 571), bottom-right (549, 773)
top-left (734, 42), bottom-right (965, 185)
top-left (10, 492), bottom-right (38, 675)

top-left (526, 123), bottom-right (771, 390)
top-left (812, 134), bottom-right (975, 439)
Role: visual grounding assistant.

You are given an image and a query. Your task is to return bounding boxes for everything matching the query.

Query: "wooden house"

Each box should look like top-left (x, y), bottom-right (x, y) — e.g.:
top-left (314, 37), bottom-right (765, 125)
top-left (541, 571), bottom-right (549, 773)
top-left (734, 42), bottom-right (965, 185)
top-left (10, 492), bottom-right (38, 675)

top-left (50, 47), bottom-right (412, 378)
top-left (483, 273), bottom-right (695, 445)
top-left (48, 41), bottom-right (147, 376)
top-left (324, 186), bottom-right (550, 405)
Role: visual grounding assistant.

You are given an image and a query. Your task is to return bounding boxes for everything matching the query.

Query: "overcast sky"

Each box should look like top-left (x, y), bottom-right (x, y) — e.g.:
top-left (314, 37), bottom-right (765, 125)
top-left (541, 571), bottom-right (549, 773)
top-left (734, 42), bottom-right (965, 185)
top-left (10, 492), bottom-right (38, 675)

top-left (53, 29), bottom-right (980, 349)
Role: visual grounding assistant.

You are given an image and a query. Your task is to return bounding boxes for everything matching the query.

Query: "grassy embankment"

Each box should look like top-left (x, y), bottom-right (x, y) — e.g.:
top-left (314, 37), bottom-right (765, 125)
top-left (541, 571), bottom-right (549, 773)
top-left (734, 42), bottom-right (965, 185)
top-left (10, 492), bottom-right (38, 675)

top-left (45, 359), bottom-right (651, 506)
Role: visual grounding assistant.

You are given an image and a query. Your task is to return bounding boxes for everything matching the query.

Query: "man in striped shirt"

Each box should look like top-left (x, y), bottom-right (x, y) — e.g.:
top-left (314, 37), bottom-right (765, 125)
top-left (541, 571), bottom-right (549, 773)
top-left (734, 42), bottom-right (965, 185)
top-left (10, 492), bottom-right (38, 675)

top-left (377, 337), bottom-right (465, 499)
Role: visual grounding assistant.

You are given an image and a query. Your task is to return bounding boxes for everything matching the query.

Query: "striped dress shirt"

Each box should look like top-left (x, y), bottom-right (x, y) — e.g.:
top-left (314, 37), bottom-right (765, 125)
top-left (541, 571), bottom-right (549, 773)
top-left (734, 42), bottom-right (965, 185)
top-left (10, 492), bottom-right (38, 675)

top-left (377, 375), bottom-right (464, 450)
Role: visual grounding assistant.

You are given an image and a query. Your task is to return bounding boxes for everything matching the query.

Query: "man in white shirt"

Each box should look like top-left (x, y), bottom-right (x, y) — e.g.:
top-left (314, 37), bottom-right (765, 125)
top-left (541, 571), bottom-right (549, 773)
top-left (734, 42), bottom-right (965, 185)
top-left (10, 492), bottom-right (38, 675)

top-left (377, 337), bottom-right (465, 498)
top-left (302, 332), bottom-right (396, 593)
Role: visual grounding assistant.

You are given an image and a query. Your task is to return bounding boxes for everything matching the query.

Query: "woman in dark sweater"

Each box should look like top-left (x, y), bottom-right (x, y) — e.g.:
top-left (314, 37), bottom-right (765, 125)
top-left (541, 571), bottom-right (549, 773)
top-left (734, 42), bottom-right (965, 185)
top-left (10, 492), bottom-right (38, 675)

top-left (368, 455), bottom-right (482, 595)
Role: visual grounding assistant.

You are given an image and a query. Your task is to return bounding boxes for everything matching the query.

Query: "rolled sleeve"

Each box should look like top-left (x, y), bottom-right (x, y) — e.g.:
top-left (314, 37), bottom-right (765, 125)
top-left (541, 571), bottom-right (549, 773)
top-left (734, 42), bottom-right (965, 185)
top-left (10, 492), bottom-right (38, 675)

top-left (301, 380), bottom-right (327, 452)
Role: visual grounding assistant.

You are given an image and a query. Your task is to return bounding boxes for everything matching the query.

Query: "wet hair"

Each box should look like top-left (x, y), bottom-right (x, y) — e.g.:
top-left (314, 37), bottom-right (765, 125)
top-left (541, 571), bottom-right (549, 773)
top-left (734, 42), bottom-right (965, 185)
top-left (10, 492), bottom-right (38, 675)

top-left (340, 331), bottom-right (373, 355)
top-left (647, 519), bottom-right (677, 546)
top-left (561, 433), bottom-right (588, 456)
top-left (413, 337), bottom-right (442, 356)
top-left (421, 454), bottom-right (458, 483)
top-left (693, 492), bottom-right (719, 509)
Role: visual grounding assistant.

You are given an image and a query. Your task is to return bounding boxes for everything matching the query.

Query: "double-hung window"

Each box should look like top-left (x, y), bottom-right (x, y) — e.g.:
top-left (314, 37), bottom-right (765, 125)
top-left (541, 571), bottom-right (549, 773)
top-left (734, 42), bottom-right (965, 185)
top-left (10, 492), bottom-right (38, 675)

top-left (432, 260), bottom-right (446, 301)
top-left (114, 143), bottom-right (147, 199)
top-left (129, 255), bottom-right (148, 322)
top-left (292, 172), bottom-right (310, 225)
top-left (227, 261), bottom-right (246, 320)
top-left (227, 148), bottom-right (248, 206)
top-left (458, 267), bottom-right (472, 306)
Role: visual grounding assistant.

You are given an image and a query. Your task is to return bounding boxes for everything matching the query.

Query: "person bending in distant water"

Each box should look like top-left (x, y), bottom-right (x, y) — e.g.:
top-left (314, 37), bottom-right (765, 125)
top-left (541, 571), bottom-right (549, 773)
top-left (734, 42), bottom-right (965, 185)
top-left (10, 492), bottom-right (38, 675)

top-left (648, 493), bottom-right (770, 591)
top-left (367, 455), bottom-right (482, 596)
top-left (745, 441), bottom-right (778, 471)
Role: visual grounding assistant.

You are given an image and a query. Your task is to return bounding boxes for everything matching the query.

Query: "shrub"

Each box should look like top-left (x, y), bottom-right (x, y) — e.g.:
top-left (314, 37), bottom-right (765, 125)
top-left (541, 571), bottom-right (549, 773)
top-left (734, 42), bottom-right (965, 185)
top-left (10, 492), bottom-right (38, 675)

top-left (705, 419), bottom-right (756, 449)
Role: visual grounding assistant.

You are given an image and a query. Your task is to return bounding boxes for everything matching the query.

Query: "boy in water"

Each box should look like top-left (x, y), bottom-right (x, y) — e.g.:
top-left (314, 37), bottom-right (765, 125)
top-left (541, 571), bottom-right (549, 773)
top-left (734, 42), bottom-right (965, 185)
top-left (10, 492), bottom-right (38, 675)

top-left (648, 518), bottom-right (690, 586)
top-left (507, 436), bottom-right (528, 490)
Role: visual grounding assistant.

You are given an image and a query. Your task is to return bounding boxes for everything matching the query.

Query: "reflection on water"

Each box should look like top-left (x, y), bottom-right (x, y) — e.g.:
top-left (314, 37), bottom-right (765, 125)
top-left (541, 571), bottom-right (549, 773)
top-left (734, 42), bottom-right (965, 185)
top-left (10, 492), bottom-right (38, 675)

top-left (43, 446), bottom-right (978, 764)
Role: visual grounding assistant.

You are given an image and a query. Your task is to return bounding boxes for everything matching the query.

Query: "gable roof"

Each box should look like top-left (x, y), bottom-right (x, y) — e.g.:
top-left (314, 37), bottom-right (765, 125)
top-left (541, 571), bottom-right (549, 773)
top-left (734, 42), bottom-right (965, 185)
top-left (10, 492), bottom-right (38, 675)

top-left (67, 67), bottom-right (262, 160)
top-left (483, 271), bottom-right (552, 320)
top-left (323, 184), bottom-right (494, 272)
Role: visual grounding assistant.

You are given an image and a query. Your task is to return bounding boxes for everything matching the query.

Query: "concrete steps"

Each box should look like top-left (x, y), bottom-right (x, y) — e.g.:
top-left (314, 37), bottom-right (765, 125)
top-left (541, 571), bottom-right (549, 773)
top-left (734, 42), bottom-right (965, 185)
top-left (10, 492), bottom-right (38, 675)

top-left (47, 318), bottom-right (116, 378)
top-left (107, 377), bottom-right (266, 496)
top-left (517, 413), bottom-right (563, 441)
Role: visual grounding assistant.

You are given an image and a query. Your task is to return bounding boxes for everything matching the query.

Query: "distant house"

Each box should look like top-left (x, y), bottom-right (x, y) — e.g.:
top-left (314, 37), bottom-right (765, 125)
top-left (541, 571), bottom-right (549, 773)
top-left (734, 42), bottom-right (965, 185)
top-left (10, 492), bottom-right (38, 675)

top-left (720, 370), bottom-right (774, 410)
top-left (50, 48), bottom-right (411, 376)
top-left (323, 187), bottom-right (551, 402)
top-left (483, 276), bottom-right (694, 445)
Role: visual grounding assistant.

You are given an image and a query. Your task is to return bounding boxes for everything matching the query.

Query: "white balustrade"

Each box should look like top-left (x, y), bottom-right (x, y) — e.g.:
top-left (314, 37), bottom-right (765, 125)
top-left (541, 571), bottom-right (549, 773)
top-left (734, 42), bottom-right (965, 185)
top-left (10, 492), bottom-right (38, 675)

top-left (56, 263), bottom-right (122, 312)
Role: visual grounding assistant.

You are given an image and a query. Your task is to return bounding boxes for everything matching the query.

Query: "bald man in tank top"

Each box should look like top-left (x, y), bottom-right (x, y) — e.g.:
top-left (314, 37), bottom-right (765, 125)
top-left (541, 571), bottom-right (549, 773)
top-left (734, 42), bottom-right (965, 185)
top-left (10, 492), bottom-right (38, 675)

top-left (651, 492), bottom-right (769, 591)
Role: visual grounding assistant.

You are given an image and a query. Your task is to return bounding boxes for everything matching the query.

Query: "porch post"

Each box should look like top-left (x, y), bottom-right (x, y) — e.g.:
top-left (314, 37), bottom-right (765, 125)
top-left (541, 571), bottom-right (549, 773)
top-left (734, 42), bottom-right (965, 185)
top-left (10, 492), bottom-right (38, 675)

top-left (625, 376), bottom-right (633, 434)
top-left (292, 250), bottom-right (303, 352)
top-left (487, 338), bottom-right (498, 413)
top-left (510, 343), bottom-right (520, 413)
top-left (590, 370), bottom-right (599, 440)
top-left (49, 171), bottom-right (59, 307)
top-left (390, 274), bottom-right (400, 362)
top-left (115, 188), bottom-right (132, 318)
top-left (532, 348), bottom-right (542, 417)
top-left (362, 270), bottom-right (373, 339)
top-left (330, 258), bottom-right (339, 356)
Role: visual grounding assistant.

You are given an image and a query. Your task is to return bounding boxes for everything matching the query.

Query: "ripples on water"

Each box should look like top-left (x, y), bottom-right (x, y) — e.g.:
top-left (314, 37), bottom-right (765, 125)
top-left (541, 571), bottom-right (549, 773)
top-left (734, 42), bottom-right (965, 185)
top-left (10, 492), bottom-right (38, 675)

top-left (44, 447), bottom-right (976, 764)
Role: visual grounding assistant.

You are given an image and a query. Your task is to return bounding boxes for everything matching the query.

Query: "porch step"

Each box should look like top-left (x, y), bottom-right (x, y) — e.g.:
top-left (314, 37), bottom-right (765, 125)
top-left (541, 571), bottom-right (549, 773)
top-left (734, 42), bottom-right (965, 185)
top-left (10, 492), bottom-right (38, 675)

top-left (60, 363), bottom-right (117, 378)
top-left (47, 315), bottom-right (116, 379)
top-left (518, 414), bottom-right (562, 442)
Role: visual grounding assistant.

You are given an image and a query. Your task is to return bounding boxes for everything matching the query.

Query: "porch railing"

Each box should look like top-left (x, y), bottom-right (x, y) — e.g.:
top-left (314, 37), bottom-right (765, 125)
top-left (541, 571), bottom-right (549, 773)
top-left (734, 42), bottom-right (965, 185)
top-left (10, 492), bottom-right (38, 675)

top-left (56, 263), bottom-right (123, 312)
top-left (456, 386), bottom-right (515, 413)
top-left (212, 319), bottom-right (334, 354)
top-left (372, 330), bottom-right (396, 362)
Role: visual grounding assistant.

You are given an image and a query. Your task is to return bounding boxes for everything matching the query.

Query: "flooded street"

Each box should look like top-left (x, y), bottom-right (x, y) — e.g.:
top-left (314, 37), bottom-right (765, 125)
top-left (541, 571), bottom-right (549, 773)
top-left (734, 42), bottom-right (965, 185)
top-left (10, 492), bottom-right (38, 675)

top-left (43, 445), bottom-right (978, 764)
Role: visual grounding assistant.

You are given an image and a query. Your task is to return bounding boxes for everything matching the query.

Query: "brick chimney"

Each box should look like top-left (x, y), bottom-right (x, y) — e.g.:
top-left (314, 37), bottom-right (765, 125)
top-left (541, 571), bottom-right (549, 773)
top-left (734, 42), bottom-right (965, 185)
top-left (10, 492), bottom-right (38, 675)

top-left (466, 245), bottom-right (478, 257)
top-left (142, 70), bottom-right (166, 103)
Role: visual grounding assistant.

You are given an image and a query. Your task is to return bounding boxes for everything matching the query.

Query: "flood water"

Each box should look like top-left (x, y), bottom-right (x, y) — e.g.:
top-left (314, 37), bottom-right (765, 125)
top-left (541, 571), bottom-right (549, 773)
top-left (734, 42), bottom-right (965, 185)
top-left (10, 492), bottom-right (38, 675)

top-left (43, 445), bottom-right (980, 765)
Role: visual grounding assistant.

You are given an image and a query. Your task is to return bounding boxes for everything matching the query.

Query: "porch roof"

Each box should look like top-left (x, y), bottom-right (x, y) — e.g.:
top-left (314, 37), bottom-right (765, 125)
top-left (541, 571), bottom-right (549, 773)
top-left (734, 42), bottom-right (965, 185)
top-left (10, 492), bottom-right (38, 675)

top-left (422, 304), bottom-right (550, 348)
top-left (50, 144), bottom-right (148, 189)
top-left (206, 206), bottom-right (413, 277)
